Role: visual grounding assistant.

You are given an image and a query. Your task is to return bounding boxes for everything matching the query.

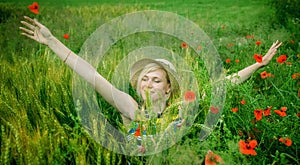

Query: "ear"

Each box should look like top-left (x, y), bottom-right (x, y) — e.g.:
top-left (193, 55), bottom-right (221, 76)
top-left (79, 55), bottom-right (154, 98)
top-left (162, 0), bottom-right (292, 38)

top-left (165, 92), bottom-right (171, 100)
top-left (166, 83), bottom-right (171, 94)
top-left (165, 84), bottom-right (171, 100)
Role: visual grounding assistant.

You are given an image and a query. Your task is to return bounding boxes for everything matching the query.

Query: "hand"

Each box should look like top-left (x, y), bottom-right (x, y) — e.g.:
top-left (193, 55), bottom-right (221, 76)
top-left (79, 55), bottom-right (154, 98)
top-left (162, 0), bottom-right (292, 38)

top-left (20, 16), bottom-right (53, 45)
top-left (261, 40), bottom-right (282, 66)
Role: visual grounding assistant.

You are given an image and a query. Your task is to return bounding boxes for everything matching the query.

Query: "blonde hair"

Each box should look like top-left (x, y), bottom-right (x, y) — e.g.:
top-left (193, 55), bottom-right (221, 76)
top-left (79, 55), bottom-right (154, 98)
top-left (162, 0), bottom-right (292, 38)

top-left (136, 63), bottom-right (170, 96)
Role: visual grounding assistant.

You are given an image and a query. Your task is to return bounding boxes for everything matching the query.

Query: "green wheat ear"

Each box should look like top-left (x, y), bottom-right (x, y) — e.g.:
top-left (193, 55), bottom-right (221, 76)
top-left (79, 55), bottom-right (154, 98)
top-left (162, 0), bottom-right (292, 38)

top-left (1, 125), bottom-right (10, 165)
top-left (145, 90), bottom-right (152, 109)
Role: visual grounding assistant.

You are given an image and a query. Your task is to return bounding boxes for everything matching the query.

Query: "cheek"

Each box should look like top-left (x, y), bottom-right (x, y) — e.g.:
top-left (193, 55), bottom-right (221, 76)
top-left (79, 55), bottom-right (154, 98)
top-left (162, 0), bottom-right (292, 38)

top-left (139, 81), bottom-right (146, 89)
top-left (161, 83), bottom-right (170, 93)
top-left (155, 84), bottom-right (169, 93)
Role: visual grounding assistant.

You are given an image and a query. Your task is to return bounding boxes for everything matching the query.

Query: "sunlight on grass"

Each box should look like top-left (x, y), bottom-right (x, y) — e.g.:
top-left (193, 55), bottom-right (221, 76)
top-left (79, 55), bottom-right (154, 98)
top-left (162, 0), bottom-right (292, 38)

top-left (0, 1), bottom-right (299, 164)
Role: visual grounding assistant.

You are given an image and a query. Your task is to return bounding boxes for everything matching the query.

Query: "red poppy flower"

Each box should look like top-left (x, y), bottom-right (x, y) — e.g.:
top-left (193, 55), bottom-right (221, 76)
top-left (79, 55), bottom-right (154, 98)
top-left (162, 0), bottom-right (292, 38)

top-left (290, 40), bottom-right (295, 44)
top-left (254, 109), bottom-right (263, 121)
top-left (285, 138), bottom-right (292, 146)
top-left (240, 99), bottom-right (246, 105)
top-left (274, 107), bottom-right (287, 117)
top-left (28, 2), bottom-right (40, 14)
top-left (279, 137), bottom-right (292, 146)
top-left (253, 54), bottom-right (263, 63)
top-left (245, 35), bottom-right (254, 39)
top-left (285, 62), bottom-right (292, 65)
top-left (238, 140), bottom-right (257, 156)
top-left (63, 34), bottom-right (70, 39)
top-left (292, 73), bottom-right (300, 80)
top-left (227, 43), bottom-right (234, 47)
top-left (225, 58), bottom-right (231, 63)
top-left (205, 150), bottom-right (224, 165)
top-left (276, 55), bottom-right (287, 64)
top-left (181, 42), bottom-right (188, 49)
top-left (263, 106), bottom-right (272, 116)
top-left (260, 71), bottom-right (268, 79)
top-left (274, 110), bottom-right (286, 117)
top-left (184, 91), bottom-right (196, 102)
top-left (260, 71), bottom-right (271, 79)
top-left (296, 113), bottom-right (300, 117)
top-left (221, 25), bottom-right (225, 30)
top-left (235, 59), bottom-right (240, 63)
top-left (255, 41), bottom-right (262, 46)
top-left (197, 45), bottom-right (202, 51)
top-left (232, 107), bottom-right (238, 113)
top-left (210, 106), bottom-right (219, 114)
top-left (281, 107), bottom-right (287, 111)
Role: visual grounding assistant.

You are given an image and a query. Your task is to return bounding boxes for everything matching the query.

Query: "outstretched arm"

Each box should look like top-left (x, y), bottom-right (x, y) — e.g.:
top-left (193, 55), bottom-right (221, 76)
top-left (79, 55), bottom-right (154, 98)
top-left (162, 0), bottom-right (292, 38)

top-left (226, 40), bottom-right (282, 84)
top-left (20, 16), bottom-right (137, 120)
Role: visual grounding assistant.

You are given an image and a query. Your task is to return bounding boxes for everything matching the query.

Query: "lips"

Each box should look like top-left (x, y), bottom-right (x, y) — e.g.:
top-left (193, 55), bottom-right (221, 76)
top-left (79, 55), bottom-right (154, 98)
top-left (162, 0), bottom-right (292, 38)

top-left (141, 90), bottom-right (156, 99)
top-left (142, 88), bottom-right (154, 94)
top-left (149, 91), bottom-right (155, 94)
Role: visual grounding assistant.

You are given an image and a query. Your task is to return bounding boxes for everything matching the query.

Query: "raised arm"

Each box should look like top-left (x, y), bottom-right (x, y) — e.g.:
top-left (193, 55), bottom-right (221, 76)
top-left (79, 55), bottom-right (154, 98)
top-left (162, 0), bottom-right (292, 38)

top-left (20, 16), bottom-right (137, 120)
top-left (226, 40), bottom-right (282, 84)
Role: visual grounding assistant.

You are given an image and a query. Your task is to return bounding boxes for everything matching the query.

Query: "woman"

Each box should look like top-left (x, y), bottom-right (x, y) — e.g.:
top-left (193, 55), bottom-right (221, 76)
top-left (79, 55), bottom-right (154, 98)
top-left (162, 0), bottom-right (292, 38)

top-left (20, 16), bottom-right (282, 152)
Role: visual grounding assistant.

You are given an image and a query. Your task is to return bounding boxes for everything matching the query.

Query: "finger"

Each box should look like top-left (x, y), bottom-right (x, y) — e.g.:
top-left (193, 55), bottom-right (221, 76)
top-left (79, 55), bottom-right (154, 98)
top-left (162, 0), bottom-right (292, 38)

top-left (23, 16), bottom-right (43, 29)
top-left (274, 40), bottom-right (281, 46)
top-left (275, 42), bottom-right (282, 48)
top-left (275, 40), bottom-right (281, 46)
top-left (19, 27), bottom-right (34, 35)
top-left (20, 20), bottom-right (35, 30)
top-left (272, 41), bottom-right (277, 47)
top-left (33, 18), bottom-right (44, 28)
top-left (270, 41), bottom-right (281, 50)
top-left (24, 16), bottom-right (35, 24)
top-left (21, 32), bottom-right (36, 40)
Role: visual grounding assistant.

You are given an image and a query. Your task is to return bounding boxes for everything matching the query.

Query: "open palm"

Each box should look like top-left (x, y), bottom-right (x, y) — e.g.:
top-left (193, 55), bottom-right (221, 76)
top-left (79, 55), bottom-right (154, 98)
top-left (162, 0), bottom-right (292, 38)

top-left (261, 40), bottom-right (282, 66)
top-left (20, 16), bottom-right (53, 45)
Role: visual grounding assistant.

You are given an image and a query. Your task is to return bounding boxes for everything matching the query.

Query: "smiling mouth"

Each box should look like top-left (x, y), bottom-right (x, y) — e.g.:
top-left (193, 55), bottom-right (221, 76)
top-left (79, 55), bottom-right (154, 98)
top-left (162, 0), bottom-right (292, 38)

top-left (143, 89), bottom-right (154, 93)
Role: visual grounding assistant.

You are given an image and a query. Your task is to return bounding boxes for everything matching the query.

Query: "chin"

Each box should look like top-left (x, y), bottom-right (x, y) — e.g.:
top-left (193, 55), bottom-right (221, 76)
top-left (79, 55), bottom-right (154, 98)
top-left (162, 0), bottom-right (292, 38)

top-left (143, 96), bottom-right (164, 103)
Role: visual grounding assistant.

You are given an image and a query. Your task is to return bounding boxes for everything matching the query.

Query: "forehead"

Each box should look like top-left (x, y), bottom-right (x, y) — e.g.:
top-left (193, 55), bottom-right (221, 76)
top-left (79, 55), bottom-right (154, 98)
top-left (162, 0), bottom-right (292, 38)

top-left (143, 69), bottom-right (168, 79)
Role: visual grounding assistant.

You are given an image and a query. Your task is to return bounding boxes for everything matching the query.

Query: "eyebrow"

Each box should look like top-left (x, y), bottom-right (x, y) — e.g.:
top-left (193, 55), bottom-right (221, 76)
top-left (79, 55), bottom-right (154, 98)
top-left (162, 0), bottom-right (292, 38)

top-left (143, 75), bottom-right (163, 80)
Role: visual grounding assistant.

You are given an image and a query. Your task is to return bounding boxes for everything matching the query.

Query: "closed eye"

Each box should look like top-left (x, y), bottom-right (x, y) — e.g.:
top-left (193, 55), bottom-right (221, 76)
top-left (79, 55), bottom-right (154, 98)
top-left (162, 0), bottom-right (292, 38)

top-left (142, 76), bottom-right (148, 81)
top-left (153, 78), bottom-right (161, 83)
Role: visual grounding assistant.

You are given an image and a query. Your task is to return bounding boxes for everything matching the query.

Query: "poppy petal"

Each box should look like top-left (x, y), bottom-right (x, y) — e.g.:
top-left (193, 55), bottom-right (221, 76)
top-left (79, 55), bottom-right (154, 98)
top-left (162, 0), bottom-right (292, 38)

top-left (249, 140), bottom-right (257, 148)
top-left (28, 2), bottom-right (40, 14)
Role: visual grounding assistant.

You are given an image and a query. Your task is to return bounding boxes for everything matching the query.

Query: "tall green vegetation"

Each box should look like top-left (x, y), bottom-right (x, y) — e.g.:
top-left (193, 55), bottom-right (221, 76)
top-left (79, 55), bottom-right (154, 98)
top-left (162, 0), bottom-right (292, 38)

top-left (1, 1), bottom-right (299, 164)
top-left (269, 0), bottom-right (300, 51)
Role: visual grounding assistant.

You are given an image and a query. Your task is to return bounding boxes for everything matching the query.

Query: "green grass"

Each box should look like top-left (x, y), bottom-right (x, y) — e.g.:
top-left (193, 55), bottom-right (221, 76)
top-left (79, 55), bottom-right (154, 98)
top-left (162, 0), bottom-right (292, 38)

top-left (0, 0), bottom-right (299, 164)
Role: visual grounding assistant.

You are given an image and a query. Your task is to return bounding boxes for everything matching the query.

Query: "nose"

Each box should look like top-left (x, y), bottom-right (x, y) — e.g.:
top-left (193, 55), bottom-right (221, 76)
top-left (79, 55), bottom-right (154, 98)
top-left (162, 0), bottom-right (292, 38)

top-left (147, 81), bottom-right (153, 88)
top-left (146, 80), bottom-right (153, 88)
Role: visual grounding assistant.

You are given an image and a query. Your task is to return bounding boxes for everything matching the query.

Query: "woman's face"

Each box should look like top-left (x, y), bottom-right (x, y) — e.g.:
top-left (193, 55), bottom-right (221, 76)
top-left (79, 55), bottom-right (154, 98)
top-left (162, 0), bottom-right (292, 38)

top-left (139, 69), bottom-right (171, 102)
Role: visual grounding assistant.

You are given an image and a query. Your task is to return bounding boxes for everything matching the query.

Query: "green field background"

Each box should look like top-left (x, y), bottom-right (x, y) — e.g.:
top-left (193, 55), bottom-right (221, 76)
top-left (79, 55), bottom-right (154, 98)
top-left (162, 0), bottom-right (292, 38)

top-left (0, 0), bottom-right (299, 164)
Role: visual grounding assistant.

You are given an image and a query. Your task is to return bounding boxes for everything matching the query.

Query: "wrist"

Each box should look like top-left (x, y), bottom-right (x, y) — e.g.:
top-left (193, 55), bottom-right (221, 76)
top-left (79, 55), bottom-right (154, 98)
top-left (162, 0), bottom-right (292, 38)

top-left (46, 36), bottom-right (57, 47)
top-left (255, 62), bottom-right (264, 68)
